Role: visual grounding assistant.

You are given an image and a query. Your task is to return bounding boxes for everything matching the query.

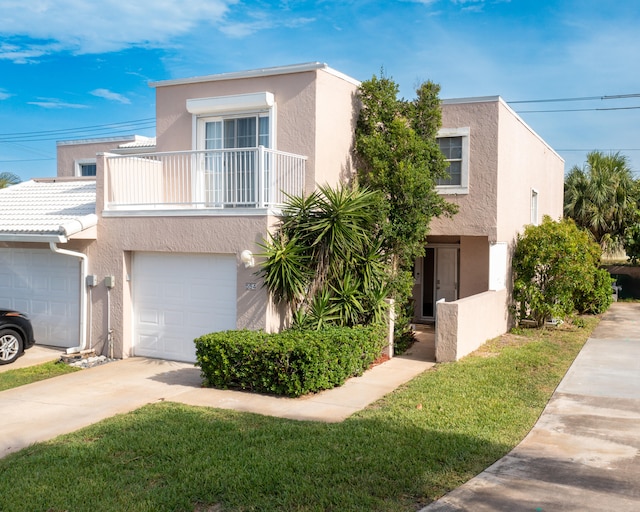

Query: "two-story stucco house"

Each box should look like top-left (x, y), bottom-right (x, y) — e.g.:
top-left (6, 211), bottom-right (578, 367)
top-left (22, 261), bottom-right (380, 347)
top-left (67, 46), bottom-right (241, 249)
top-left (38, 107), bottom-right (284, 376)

top-left (0, 62), bottom-right (564, 364)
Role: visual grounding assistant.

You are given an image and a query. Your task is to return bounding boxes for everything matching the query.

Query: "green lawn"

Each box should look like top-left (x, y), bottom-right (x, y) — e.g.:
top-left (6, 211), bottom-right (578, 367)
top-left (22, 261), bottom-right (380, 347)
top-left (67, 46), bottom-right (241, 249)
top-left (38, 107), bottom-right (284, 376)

top-left (0, 318), bottom-right (598, 512)
top-left (0, 360), bottom-right (79, 392)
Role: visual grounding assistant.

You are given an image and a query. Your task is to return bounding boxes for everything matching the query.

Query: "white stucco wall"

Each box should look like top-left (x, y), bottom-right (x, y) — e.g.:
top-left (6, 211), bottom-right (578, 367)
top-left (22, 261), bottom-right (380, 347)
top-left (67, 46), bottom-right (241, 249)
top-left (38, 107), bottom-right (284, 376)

top-left (435, 288), bottom-right (509, 362)
top-left (495, 100), bottom-right (565, 242)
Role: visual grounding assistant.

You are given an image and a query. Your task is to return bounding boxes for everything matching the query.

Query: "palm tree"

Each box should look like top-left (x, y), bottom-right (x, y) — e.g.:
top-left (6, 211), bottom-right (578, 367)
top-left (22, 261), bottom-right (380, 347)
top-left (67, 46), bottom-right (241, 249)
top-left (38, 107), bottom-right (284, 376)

top-left (564, 151), bottom-right (636, 252)
top-left (0, 172), bottom-right (21, 189)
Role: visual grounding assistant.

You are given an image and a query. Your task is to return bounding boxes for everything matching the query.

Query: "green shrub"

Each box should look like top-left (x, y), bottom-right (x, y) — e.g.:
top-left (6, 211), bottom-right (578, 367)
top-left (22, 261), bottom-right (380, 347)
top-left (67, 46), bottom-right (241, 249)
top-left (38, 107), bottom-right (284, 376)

top-left (194, 325), bottom-right (387, 397)
top-left (574, 267), bottom-right (613, 314)
top-left (513, 216), bottom-right (612, 326)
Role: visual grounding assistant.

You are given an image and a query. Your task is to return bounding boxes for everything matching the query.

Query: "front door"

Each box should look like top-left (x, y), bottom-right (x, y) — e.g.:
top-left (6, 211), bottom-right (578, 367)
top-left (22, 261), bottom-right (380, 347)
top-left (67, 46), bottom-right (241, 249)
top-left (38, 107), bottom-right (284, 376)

top-left (417, 246), bottom-right (459, 321)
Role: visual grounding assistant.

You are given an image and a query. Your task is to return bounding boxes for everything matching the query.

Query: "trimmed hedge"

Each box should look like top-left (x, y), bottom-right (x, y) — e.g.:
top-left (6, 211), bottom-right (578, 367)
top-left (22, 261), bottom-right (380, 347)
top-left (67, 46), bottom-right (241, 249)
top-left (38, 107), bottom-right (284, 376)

top-left (194, 325), bottom-right (387, 397)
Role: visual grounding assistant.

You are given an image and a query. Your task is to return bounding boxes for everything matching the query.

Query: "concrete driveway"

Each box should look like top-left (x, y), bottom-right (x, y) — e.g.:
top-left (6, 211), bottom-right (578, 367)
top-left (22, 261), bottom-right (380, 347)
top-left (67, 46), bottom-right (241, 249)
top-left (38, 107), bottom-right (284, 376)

top-left (421, 302), bottom-right (640, 512)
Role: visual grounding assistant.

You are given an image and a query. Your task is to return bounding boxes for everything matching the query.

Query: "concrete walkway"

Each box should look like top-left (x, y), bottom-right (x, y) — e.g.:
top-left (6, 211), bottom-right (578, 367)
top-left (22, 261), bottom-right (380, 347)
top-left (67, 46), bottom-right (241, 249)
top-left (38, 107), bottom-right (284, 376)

top-left (421, 302), bottom-right (640, 512)
top-left (0, 334), bottom-right (435, 459)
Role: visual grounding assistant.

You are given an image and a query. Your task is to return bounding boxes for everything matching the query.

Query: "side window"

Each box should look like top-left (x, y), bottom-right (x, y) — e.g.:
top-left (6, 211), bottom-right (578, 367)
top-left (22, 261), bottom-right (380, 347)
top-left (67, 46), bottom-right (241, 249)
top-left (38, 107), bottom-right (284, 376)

top-left (531, 189), bottom-right (539, 225)
top-left (436, 127), bottom-right (470, 194)
top-left (75, 159), bottom-right (97, 177)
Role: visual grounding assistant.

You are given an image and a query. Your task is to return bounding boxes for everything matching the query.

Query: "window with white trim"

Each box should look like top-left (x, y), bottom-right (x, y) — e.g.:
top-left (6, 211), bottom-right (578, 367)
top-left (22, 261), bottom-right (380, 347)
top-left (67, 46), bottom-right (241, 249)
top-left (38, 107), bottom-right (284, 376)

top-left (74, 159), bottom-right (97, 177)
top-left (436, 127), bottom-right (470, 194)
top-left (196, 114), bottom-right (272, 207)
top-left (531, 189), bottom-right (539, 225)
top-left (189, 92), bottom-right (275, 207)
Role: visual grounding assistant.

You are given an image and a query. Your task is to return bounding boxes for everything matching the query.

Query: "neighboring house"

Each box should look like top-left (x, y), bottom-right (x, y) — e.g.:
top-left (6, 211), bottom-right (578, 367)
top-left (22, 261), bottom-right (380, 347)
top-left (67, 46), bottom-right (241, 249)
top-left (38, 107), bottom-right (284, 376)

top-left (57, 135), bottom-right (157, 177)
top-left (0, 63), bottom-right (563, 364)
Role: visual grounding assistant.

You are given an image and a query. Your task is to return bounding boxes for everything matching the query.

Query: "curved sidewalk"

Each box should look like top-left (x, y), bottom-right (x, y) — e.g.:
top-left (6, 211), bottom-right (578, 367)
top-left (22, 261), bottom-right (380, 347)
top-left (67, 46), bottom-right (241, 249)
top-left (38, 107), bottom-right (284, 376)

top-left (421, 302), bottom-right (640, 512)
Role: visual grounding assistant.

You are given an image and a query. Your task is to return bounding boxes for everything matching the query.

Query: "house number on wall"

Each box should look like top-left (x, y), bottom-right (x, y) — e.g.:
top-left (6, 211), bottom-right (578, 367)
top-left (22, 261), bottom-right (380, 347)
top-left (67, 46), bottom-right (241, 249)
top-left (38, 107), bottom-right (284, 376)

top-left (245, 282), bottom-right (257, 290)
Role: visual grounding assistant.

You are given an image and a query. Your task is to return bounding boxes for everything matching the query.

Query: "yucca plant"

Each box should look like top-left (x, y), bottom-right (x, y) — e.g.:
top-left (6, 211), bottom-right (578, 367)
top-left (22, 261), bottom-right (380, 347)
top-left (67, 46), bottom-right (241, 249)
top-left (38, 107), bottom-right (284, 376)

top-left (259, 183), bottom-right (388, 329)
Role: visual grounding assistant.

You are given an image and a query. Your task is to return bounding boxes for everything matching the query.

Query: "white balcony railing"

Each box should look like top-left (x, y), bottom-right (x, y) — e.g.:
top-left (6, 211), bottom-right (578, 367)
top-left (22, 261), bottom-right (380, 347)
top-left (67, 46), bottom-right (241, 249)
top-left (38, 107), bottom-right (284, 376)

top-left (104, 147), bottom-right (306, 211)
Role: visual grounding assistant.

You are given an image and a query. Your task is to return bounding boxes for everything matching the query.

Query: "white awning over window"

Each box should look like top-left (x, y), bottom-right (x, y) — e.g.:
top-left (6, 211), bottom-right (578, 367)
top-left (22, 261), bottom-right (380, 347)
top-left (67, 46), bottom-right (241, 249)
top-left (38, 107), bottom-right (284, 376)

top-left (186, 92), bottom-right (275, 116)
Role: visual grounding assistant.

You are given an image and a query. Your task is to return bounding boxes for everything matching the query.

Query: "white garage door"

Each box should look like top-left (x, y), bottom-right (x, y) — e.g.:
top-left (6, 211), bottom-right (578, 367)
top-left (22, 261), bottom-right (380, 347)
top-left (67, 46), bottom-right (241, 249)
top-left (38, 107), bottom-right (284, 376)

top-left (0, 248), bottom-right (80, 348)
top-left (132, 252), bottom-right (237, 362)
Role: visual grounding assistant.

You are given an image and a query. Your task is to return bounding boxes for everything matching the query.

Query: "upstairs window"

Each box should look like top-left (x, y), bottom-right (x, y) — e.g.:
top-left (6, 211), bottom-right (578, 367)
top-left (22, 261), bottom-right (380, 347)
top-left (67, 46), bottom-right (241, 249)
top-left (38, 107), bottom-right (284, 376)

top-left (203, 114), bottom-right (270, 150)
top-left (436, 127), bottom-right (470, 194)
top-left (437, 137), bottom-right (463, 186)
top-left (75, 159), bottom-right (97, 177)
top-left (188, 92), bottom-right (276, 207)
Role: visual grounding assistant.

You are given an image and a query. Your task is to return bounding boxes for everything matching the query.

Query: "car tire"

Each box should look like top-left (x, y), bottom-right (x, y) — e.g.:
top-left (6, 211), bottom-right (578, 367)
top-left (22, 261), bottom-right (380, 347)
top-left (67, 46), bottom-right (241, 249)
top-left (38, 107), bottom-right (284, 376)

top-left (0, 329), bottom-right (23, 365)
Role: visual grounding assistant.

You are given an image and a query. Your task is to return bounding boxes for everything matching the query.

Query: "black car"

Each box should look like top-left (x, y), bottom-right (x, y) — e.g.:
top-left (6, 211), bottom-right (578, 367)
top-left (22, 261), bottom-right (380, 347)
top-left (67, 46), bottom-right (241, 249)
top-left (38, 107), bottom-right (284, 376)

top-left (0, 310), bottom-right (36, 365)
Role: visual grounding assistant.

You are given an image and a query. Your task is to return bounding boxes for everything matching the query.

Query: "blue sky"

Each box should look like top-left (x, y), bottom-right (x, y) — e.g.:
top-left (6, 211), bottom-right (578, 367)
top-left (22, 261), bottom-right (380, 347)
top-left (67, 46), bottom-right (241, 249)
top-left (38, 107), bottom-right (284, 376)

top-left (1, 0), bottom-right (639, 181)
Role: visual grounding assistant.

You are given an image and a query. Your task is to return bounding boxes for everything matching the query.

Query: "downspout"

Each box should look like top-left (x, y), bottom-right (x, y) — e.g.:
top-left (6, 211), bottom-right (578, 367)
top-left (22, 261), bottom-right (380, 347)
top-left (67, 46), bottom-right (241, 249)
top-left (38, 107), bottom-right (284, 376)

top-left (49, 243), bottom-right (88, 354)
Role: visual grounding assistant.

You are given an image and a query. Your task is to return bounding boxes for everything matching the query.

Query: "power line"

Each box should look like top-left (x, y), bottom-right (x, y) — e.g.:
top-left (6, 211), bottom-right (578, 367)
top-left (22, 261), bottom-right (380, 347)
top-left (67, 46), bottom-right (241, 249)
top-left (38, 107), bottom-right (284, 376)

top-left (0, 123), bottom-right (157, 143)
top-left (0, 117), bottom-right (156, 138)
top-left (517, 105), bottom-right (640, 113)
top-left (509, 93), bottom-right (640, 104)
top-left (556, 148), bottom-right (640, 152)
top-left (0, 157), bottom-right (55, 163)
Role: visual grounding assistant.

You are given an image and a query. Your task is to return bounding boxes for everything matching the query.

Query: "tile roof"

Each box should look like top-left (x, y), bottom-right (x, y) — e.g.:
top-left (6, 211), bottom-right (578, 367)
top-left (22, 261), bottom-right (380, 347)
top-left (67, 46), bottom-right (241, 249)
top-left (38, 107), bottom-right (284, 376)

top-left (117, 136), bottom-right (156, 149)
top-left (0, 180), bottom-right (97, 242)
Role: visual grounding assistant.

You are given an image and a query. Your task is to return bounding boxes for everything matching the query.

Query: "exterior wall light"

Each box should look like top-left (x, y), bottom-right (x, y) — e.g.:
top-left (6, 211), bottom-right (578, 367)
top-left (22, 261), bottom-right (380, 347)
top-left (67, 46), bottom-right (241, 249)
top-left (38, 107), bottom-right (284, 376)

top-left (240, 250), bottom-right (255, 268)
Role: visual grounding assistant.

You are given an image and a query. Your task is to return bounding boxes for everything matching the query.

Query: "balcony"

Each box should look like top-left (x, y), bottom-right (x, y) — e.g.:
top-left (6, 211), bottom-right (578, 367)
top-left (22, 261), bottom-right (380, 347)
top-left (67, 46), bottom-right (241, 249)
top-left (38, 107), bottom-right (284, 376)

top-left (104, 147), bottom-right (306, 213)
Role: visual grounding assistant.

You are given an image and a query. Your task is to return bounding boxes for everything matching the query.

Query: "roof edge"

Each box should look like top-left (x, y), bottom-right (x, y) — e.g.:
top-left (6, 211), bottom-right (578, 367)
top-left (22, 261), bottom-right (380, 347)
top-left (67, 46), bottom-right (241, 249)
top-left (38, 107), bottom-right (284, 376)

top-left (149, 62), bottom-right (360, 88)
top-left (441, 95), bottom-right (501, 105)
top-left (57, 135), bottom-right (140, 146)
top-left (0, 233), bottom-right (67, 243)
top-left (60, 213), bottom-right (99, 238)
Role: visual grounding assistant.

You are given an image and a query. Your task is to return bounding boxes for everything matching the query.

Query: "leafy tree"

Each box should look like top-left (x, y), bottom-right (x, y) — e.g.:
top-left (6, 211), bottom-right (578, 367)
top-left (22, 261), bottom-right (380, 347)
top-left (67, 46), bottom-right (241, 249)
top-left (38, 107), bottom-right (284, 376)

top-left (513, 216), bottom-right (612, 326)
top-left (259, 183), bottom-right (389, 329)
top-left (564, 151), bottom-right (636, 253)
top-left (622, 179), bottom-right (640, 263)
top-left (0, 172), bottom-right (21, 189)
top-left (354, 73), bottom-right (457, 331)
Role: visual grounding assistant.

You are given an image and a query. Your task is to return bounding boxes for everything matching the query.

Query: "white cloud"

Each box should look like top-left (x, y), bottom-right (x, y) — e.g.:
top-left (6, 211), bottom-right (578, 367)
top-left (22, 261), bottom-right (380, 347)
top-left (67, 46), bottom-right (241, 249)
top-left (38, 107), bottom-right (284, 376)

top-left (0, 42), bottom-right (57, 63)
top-left (27, 98), bottom-right (88, 109)
top-left (90, 88), bottom-right (131, 104)
top-left (220, 15), bottom-right (315, 38)
top-left (0, 0), bottom-right (236, 60)
top-left (0, 89), bottom-right (11, 100)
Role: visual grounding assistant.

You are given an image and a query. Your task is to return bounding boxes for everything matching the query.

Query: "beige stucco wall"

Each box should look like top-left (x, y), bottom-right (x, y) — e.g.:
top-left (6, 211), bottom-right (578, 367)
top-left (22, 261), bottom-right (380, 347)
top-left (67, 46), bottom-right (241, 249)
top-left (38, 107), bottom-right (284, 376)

top-left (430, 97), bottom-right (564, 244)
top-left (429, 100), bottom-right (500, 240)
top-left (154, 67), bottom-right (358, 197)
top-left (89, 154), bottom-right (282, 358)
top-left (459, 236), bottom-right (490, 297)
top-left (313, 69), bottom-right (359, 188)
top-left (424, 98), bottom-right (562, 356)
top-left (79, 67), bottom-right (361, 358)
top-left (435, 288), bottom-right (509, 362)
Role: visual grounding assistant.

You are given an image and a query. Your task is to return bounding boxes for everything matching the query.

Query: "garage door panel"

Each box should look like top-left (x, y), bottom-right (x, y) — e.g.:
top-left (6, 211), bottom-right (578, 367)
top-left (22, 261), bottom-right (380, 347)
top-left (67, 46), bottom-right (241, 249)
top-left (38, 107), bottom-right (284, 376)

top-left (138, 334), bottom-right (160, 352)
top-left (164, 310), bottom-right (185, 327)
top-left (133, 252), bottom-right (237, 362)
top-left (0, 249), bottom-right (79, 348)
top-left (139, 307), bottom-right (160, 324)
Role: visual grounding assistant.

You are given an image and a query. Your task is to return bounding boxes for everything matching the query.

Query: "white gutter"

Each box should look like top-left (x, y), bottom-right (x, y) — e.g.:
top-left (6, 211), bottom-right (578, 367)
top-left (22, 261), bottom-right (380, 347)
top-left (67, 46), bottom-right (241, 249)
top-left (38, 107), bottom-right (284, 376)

top-left (49, 243), bottom-right (88, 354)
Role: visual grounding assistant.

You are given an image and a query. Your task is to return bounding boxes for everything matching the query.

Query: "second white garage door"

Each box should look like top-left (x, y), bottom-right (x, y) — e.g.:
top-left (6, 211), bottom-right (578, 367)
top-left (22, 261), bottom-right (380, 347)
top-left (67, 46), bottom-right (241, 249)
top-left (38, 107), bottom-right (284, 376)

top-left (132, 252), bottom-right (237, 362)
top-left (0, 248), bottom-right (79, 348)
